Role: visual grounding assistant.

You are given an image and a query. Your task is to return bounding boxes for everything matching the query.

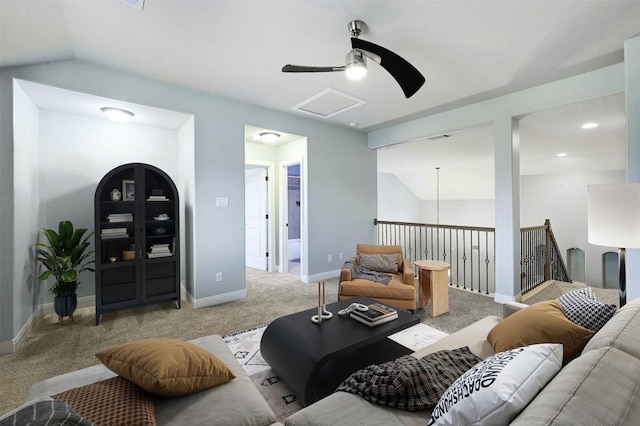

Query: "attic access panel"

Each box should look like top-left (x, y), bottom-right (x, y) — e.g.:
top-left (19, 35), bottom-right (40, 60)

top-left (292, 88), bottom-right (367, 119)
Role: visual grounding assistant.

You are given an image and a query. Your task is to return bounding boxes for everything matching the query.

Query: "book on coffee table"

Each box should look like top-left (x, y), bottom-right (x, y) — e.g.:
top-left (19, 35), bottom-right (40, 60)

top-left (349, 302), bottom-right (398, 327)
top-left (350, 311), bottom-right (399, 327)
top-left (351, 302), bottom-right (397, 321)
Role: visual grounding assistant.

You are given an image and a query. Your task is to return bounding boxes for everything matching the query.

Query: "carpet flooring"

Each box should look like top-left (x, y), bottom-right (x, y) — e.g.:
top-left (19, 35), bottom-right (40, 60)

top-left (0, 269), bottom-right (617, 415)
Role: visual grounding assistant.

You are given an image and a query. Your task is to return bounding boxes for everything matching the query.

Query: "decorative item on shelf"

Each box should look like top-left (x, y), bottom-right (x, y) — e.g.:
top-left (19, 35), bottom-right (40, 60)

top-left (152, 226), bottom-right (168, 235)
top-left (108, 256), bottom-right (117, 263)
top-left (122, 249), bottom-right (135, 261)
top-left (109, 188), bottom-right (122, 201)
top-left (35, 220), bottom-right (95, 323)
top-left (153, 213), bottom-right (170, 221)
top-left (311, 281), bottom-right (333, 324)
top-left (122, 179), bottom-right (135, 201)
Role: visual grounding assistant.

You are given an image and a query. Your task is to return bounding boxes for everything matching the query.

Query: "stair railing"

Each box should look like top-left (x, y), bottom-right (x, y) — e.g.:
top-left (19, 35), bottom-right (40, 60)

top-left (374, 218), bottom-right (571, 296)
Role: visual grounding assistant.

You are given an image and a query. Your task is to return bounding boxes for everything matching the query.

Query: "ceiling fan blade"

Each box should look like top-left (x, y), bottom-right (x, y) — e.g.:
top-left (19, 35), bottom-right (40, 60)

top-left (282, 65), bottom-right (345, 73)
top-left (351, 38), bottom-right (425, 98)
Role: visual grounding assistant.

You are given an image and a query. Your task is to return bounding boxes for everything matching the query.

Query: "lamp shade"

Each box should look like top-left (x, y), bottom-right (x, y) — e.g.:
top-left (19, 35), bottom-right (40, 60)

top-left (587, 183), bottom-right (640, 249)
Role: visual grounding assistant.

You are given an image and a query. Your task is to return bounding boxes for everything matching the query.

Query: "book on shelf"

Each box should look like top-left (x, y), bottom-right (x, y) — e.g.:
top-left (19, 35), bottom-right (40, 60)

top-left (101, 227), bottom-right (128, 239)
top-left (150, 247), bottom-right (171, 253)
top-left (108, 216), bottom-right (133, 223)
top-left (147, 252), bottom-right (172, 258)
top-left (147, 196), bottom-right (169, 201)
top-left (149, 243), bottom-right (171, 255)
top-left (350, 311), bottom-right (398, 327)
top-left (101, 233), bottom-right (129, 239)
top-left (350, 302), bottom-right (398, 322)
top-left (101, 227), bottom-right (128, 234)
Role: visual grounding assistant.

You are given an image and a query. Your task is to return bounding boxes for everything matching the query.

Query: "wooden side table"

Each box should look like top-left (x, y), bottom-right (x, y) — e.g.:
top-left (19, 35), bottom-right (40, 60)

top-left (415, 260), bottom-right (451, 317)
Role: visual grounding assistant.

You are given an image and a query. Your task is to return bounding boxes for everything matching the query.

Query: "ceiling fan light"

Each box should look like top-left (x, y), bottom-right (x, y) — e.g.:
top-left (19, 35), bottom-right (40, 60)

top-left (259, 132), bottom-right (280, 143)
top-left (101, 107), bottom-right (134, 122)
top-left (345, 51), bottom-right (367, 80)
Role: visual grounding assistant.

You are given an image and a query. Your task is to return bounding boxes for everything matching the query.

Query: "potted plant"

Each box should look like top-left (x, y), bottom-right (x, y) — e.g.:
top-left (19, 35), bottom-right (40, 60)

top-left (36, 220), bottom-right (95, 323)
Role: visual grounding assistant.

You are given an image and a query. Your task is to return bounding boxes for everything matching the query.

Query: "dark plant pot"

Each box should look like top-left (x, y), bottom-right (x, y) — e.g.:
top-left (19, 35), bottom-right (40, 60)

top-left (54, 294), bottom-right (77, 323)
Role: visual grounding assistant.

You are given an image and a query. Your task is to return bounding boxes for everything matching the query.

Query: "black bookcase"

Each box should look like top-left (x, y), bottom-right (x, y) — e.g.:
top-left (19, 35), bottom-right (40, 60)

top-left (94, 163), bottom-right (180, 325)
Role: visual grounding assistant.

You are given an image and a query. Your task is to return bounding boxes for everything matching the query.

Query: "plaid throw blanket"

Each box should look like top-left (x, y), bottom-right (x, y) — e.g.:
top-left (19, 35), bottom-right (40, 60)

top-left (342, 260), bottom-right (392, 285)
top-left (336, 347), bottom-right (481, 411)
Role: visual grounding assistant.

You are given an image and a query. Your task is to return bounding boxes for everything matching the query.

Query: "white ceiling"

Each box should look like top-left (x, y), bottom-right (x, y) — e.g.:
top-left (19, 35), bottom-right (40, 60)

top-left (378, 93), bottom-right (625, 200)
top-left (2, 0), bottom-right (636, 199)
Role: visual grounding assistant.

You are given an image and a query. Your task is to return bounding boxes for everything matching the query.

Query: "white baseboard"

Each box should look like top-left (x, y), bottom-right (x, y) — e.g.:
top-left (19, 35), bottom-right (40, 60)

top-left (0, 306), bottom-right (40, 355)
top-left (189, 289), bottom-right (247, 308)
top-left (304, 269), bottom-right (341, 283)
top-left (0, 295), bottom-right (94, 355)
top-left (494, 292), bottom-right (518, 304)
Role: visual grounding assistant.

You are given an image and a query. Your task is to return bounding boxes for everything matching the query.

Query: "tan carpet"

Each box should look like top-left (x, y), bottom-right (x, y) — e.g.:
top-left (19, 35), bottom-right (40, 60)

top-left (0, 272), bottom-right (617, 415)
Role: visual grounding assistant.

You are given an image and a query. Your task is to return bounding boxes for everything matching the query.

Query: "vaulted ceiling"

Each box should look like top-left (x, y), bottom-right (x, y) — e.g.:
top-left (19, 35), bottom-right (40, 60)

top-left (2, 0), bottom-right (638, 199)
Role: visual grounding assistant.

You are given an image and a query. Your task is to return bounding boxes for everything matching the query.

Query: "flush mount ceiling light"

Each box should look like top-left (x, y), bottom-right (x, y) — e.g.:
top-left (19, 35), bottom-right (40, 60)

top-left (101, 107), bottom-right (134, 122)
top-left (259, 132), bottom-right (281, 143)
top-left (581, 122), bottom-right (599, 129)
top-left (556, 152), bottom-right (568, 157)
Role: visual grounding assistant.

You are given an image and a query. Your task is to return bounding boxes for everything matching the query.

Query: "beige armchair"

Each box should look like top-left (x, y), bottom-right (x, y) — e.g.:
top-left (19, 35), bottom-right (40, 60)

top-left (338, 244), bottom-right (416, 311)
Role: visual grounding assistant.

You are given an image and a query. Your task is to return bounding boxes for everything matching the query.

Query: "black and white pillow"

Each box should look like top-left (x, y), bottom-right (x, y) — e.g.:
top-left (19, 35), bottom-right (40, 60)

top-left (336, 347), bottom-right (481, 411)
top-left (429, 344), bottom-right (563, 425)
top-left (558, 288), bottom-right (616, 333)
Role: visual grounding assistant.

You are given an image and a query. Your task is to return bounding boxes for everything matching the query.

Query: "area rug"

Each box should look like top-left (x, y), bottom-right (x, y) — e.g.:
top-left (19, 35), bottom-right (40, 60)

top-left (223, 324), bottom-right (303, 421)
top-left (223, 322), bottom-right (449, 422)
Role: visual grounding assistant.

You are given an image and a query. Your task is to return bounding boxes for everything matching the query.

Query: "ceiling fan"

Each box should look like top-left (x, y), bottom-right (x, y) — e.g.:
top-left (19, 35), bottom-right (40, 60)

top-left (282, 20), bottom-right (425, 98)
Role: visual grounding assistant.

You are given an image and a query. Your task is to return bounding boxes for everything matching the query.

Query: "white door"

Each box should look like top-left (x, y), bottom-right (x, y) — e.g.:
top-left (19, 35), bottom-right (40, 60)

top-left (245, 167), bottom-right (268, 270)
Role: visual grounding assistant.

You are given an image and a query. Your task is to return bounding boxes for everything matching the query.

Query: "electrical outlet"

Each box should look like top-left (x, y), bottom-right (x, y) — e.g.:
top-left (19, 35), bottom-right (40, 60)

top-left (215, 197), bottom-right (228, 207)
top-left (339, 253), bottom-right (343, 260)
top-left (328, 254), bottom-right (332, 262)
top-left (216, 272), bottom-right (223, 281)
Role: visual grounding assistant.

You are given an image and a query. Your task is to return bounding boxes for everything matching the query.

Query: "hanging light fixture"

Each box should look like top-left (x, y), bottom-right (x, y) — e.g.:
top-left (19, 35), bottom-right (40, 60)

top-left (259, 132), bottom-right (281, 144)
top-left (100, 107), bottom-right (134, 123)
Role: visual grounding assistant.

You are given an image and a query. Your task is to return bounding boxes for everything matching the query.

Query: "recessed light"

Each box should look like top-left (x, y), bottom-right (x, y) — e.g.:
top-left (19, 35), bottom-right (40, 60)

top-left (556, 152), bottom-right (568, 157)
top-left (581, 122), bottom-right (598, 129)
top-left (100, 107), bottom-right (134, 122)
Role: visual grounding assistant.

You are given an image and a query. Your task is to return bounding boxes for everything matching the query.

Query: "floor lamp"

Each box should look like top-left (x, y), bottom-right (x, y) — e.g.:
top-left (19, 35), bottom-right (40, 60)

top-left (587, 183), bottom-right (640, 307)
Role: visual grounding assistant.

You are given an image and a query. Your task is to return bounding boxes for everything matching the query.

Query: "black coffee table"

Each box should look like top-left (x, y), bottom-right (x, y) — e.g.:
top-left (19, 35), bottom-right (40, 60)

top-left (260, 296), bottom-right (419, 406)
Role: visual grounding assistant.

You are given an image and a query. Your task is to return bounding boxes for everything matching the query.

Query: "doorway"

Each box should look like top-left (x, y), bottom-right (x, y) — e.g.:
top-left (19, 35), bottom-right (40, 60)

top-left (280, 160), bottom-right (303, 276)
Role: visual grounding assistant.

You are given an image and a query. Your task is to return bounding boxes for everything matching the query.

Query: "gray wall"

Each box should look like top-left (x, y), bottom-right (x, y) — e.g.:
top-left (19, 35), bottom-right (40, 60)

top-left (1, 60), bottom-right (375, 347)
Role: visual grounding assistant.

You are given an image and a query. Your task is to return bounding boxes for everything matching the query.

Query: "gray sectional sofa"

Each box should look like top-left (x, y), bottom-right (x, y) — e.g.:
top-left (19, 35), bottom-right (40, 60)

top-left (286, 297), bottom-right (640, 425)
top-left (6, 297), bottom-right (639, 425)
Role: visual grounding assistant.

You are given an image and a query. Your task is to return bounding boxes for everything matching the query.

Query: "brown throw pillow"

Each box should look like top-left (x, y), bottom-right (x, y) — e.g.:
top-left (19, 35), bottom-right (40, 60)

top-left (95, 338), bottom-right (235, 396)
top-left (52, 376), bottom-right (155, 426)
top-left (487, 300), bottom-right (594, 362)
